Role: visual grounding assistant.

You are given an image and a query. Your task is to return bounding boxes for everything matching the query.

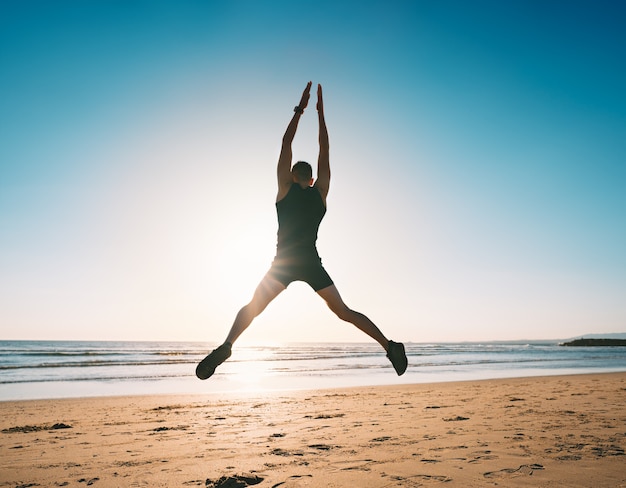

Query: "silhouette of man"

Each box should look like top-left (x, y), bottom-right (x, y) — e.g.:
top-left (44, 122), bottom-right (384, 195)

top-left (196, 82), bottom-right (407, 380)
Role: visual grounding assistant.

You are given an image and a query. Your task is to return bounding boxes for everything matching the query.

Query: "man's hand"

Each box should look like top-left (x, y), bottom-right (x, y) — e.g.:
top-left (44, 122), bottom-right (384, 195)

top-left (315, 83), bottom-right (329, 204)
top-left (297, 81), bottom-right (312, 112)
top-left (316, 83), bottom-right (324, 114)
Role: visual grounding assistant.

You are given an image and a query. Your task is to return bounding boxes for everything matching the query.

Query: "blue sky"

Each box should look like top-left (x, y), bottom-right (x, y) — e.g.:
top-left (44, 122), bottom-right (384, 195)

top-left (1, 0), bottom-right (624, 343)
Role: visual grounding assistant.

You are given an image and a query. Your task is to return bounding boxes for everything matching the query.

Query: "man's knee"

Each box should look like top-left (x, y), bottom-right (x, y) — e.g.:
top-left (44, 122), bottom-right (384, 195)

top-left (242, 301), bottom-right (262, 319)
top-left (329, 302), bottom-right (353, 321)
top-left (236, 301), bottom-right (257, 322)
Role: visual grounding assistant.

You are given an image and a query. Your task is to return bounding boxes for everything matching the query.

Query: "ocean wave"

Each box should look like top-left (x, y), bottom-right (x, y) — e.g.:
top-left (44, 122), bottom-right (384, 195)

top-left (1, 341), bottom-right (625, 395)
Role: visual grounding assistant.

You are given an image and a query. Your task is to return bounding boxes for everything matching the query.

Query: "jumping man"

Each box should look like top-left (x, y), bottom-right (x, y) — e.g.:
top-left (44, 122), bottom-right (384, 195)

top-left (196, 82), bottom-right (408, 379)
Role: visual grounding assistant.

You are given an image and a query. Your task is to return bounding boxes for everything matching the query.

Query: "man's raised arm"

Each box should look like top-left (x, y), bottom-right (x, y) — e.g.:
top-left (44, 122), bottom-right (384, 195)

top-left (315, 84), bottom-right (330, 203)
top-left (277, 81), bottom-right (312, 201)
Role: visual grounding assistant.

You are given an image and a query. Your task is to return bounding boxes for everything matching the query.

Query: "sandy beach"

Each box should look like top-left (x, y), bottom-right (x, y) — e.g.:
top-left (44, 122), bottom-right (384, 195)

top-left (1, 373), bottom-right (624, 487)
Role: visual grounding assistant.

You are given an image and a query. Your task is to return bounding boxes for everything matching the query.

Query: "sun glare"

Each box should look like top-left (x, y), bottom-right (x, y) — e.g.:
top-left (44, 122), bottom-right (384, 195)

top-left (224, 346), bottom-right (275, 392)
top-left (206, 209), bottom-right (276, 302)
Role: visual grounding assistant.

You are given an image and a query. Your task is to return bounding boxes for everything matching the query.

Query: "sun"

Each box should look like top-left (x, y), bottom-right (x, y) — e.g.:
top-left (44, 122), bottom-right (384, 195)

top-left (224, 346), bottom-right (276, 392)
top-left (214, 213), bottom-right (276, 296)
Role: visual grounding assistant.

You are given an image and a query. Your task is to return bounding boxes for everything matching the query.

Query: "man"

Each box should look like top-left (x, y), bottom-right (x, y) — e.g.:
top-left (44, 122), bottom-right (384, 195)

top-left (196, 82), bottom-right (407, 380)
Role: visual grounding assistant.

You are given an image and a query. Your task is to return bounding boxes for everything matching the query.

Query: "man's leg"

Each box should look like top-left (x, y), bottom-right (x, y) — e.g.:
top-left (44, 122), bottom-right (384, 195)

top-left (196, 275), bottom-right (285, 380)
top-left (316, 284), bottom-right (408, 376)
top-left (316, 284), bottom-right (389, 350)
top-left (225, 275), bottom-right (286, 345)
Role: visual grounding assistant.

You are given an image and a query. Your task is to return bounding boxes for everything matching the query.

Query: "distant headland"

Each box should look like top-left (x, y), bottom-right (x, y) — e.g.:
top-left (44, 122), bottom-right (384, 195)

top-left (561, 338), bottom-right (626, 347)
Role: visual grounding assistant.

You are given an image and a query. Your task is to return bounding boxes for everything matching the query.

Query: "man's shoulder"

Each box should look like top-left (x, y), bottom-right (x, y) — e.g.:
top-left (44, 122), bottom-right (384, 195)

top-left (312, 183), bottom-right (327, 207)
top-left (276, 182), bottom-right (297, 203)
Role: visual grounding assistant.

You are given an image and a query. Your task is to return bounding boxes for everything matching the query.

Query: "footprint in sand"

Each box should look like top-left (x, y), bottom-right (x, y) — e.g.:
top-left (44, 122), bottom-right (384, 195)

top-left (307, 444), bottom-right (338, 451)
top-left (2, 423), bottom-right (72, 433)
top-left (77, 478), bottom-right (100, 485)
top-left (467, 450), bottom-right (498, 463)
top-left (205, 474), bottom-right (263, 487)
top-left (483, 464), bottom-right (544, 478)
top-left (390, 474), bottom-right (453, 484)
top-left (271, 474), bottom-right (313, 487)
top-left (270, 448), bottom-right (304, 457)
top-left (442, 416), bottom-right (469, 422)
top-left (370, 436), bottom-right (393, 442)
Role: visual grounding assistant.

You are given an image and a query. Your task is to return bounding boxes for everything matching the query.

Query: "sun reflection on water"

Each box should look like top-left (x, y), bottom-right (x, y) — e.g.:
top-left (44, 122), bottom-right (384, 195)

top-left (222, 347), bottom-right (277, 392)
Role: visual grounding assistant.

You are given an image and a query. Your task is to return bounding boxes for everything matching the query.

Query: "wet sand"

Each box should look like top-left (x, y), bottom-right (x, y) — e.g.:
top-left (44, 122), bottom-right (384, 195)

top-left (1, 372), bottom-right (625, 487)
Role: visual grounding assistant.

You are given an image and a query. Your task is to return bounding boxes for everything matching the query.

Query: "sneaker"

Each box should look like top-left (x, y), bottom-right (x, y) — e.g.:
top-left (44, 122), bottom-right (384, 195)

top-left (196, 342), bottom-right (232, 380)
top-left (386, 340), bottom-right (407, 376)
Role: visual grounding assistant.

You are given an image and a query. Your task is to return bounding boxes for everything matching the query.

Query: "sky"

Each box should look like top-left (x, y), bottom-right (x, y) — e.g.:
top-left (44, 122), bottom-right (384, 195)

top-left (1, 0), bottom-right (624, 344)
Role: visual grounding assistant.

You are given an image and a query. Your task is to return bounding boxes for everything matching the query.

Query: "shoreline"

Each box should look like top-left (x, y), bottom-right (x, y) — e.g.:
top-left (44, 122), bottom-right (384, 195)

top-left (4, 366), bottom-right (626, 403)
top-left (1, 370), bottom-right (625, 405)
top-left (4, 339), bottom-right (626, 402)
top-left (1, 372), bottom-right (625, 487)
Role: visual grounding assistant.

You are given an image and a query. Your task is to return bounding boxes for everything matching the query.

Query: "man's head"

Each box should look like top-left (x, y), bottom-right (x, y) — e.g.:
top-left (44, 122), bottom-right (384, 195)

top-left (291, 161), bottom-right (314, 186)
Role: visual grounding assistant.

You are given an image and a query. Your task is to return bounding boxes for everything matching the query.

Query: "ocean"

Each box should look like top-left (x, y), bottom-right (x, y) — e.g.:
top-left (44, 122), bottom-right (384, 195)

top-left (1, 340), bottom-right (626, 401)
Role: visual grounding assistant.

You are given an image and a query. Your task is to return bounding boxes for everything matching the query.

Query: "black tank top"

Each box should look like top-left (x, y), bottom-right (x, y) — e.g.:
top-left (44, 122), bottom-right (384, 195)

top-left (275, 183), bottom-right (326, 259)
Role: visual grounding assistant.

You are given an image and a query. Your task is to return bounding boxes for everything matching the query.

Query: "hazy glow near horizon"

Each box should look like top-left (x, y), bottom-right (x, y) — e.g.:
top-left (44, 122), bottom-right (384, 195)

top-left (1, 1), bottom-right (625, 344)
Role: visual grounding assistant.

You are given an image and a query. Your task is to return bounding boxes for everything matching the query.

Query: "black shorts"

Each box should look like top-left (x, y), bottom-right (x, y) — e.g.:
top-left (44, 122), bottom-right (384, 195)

top-left (267, 255), bottom-right (334, 291)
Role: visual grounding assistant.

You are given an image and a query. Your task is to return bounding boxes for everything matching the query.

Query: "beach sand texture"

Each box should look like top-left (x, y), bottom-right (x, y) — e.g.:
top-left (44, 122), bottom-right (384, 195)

top-left (1, 373), bottom-right (625, 487)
